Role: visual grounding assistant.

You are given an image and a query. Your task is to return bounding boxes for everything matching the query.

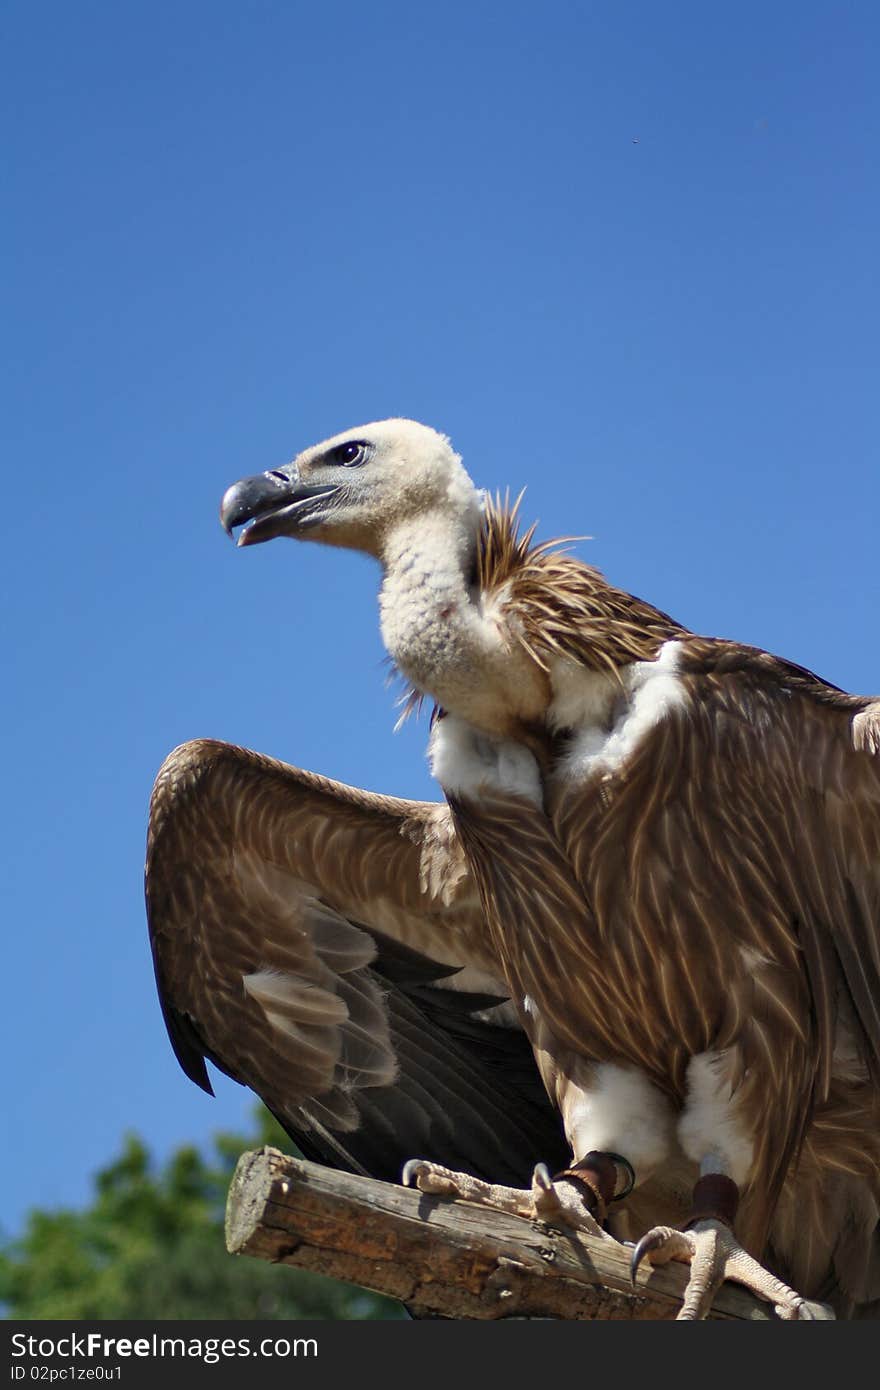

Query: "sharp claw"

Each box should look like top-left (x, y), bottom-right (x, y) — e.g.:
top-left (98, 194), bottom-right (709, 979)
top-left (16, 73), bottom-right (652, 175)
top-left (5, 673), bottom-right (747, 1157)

top-left (530, 1162), bottom-right (565, 1221)
top-left (532, 1162), bottom-right (553, 1191)
top-left (402, 1159), bottom-right (426, 1187)
top-left (630, 1229), bottom-right (665, 1284)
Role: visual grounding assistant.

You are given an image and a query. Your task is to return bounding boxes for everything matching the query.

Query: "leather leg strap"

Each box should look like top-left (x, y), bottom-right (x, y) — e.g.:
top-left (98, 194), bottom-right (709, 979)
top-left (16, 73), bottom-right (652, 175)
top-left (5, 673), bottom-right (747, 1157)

top-left (686, 1173), bottom-right (740, 1228)
top-left (553, 1151), bottom-right (628, 1224)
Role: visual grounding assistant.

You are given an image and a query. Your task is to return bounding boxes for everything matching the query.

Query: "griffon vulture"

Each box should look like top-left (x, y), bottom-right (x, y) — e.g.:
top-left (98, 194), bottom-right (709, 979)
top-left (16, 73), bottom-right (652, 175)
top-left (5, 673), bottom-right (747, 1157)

top-left (148, 418), bottom-right (880, 1320)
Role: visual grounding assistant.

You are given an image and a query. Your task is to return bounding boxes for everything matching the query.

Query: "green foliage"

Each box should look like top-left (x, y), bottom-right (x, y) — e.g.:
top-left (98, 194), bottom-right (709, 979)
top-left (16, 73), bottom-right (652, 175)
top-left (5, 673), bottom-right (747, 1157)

top-left (1, 1109), bottom-right (403, 1320)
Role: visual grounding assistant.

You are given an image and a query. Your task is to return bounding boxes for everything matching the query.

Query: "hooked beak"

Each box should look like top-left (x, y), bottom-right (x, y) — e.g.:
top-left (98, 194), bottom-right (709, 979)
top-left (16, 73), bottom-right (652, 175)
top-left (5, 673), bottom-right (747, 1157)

top-left (219, 466), bottom-right (341, 546)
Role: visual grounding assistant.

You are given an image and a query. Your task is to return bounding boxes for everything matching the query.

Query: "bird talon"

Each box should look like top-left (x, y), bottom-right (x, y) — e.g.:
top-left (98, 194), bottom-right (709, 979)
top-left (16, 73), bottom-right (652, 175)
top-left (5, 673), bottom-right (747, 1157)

top-left (532, 1161), bottom-right (553, 1192)
top-left (401, 1158), bottom-right (459, 1195)
top-left (530, 1163), bottom-right (564, 1220)
top-left (402, 1158), bottom-right (426, 1188)
top-left (630, 1217), bottom-right (830, 1319)
top-left (630, 1235), bottom-right (649, 1284)
top-left (630, 1226), bottom-right (676, 1284)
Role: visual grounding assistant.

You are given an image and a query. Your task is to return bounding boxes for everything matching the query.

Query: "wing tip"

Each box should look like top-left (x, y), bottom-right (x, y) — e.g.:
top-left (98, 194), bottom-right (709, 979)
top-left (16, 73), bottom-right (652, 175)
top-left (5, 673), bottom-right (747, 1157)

top-left (161, 999), bottom-right (217, 1096)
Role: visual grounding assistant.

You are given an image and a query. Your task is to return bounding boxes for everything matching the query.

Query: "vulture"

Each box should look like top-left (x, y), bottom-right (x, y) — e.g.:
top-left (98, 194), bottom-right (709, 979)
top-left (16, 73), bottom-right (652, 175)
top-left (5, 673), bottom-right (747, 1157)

top-left (147, 418), bottom-right (880, 1321)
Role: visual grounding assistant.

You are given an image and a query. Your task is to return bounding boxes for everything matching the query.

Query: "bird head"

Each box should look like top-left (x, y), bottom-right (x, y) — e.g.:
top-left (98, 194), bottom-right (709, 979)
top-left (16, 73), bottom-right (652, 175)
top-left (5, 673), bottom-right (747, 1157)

top-left (220, 418), bottom-right (481, 560)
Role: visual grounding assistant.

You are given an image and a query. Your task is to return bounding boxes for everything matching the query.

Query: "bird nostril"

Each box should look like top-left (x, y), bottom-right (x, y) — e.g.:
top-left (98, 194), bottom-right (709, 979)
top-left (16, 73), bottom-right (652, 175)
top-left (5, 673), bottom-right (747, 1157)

top-left (268, 470), bottom-right (289, 483)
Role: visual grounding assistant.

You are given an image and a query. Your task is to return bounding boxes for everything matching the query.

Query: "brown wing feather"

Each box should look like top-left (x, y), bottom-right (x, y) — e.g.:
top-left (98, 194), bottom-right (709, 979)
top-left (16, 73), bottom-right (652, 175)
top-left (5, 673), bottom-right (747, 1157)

top-left (449, 787), bottom-right (684, 1093)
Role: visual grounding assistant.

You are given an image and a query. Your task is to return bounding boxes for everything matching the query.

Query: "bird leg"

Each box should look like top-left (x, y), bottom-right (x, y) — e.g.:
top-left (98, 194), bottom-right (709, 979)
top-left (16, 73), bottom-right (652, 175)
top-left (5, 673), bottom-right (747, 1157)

top-left (630, 1173), bottom-right (834, 1319)
top-left (402, 1149), bottom-right (628, 1239)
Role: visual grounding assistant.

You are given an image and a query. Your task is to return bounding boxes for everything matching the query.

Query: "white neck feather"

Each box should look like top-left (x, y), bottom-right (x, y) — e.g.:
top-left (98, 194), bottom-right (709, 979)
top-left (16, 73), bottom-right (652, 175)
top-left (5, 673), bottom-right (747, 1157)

top-left (377, 509), bottom-right (546, 733)
top-left (378, 512), bottom-right (480, 703)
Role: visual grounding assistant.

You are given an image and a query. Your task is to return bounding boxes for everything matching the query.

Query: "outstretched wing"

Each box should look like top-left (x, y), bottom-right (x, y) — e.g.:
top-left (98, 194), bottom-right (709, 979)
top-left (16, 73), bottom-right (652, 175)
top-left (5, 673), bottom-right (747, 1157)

top-left (146, 739), bottom-right (567, 1184)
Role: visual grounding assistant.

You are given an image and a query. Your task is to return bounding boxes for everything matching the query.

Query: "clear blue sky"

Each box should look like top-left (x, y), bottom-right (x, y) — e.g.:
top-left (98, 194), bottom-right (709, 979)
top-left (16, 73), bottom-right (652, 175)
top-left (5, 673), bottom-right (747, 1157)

top-left (3, 2), bottom-right (878, 1236)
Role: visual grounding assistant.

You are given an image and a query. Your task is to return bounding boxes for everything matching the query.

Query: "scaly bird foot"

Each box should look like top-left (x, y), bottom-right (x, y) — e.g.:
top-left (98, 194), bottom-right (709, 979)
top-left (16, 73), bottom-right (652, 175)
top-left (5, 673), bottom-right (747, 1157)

top-left (401, 1158), bottom-right (612, 1239)
top-left (630, 1219), bottom-right (835, 1320)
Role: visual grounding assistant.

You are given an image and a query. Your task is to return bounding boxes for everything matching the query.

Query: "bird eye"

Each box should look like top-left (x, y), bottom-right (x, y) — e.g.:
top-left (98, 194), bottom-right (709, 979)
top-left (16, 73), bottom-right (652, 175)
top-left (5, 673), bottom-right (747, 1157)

top-left (329, 441), bottom-right (367, 467)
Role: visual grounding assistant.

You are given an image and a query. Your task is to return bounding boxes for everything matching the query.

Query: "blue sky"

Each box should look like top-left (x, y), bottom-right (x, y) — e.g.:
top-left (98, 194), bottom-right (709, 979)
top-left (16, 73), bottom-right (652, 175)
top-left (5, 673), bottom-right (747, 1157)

top-left (3, 2), bottom-right (878, 1236)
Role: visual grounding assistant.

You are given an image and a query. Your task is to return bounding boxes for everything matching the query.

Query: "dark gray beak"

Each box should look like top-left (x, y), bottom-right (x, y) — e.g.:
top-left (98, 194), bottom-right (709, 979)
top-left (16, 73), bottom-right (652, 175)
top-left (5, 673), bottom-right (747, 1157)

top-left (219, 466), bottom-right (340, 546)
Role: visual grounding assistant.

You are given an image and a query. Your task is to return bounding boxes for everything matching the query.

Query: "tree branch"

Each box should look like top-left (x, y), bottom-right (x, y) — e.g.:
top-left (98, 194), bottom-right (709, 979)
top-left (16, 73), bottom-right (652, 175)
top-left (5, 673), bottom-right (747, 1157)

top-left (225, 1147), bottom-right (771, 1320)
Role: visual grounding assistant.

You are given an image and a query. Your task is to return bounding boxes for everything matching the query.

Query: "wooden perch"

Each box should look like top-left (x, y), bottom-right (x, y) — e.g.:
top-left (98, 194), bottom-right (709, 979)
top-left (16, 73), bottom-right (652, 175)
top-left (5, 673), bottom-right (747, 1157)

top-left (225, 1147), bottom-right (771, 1320)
